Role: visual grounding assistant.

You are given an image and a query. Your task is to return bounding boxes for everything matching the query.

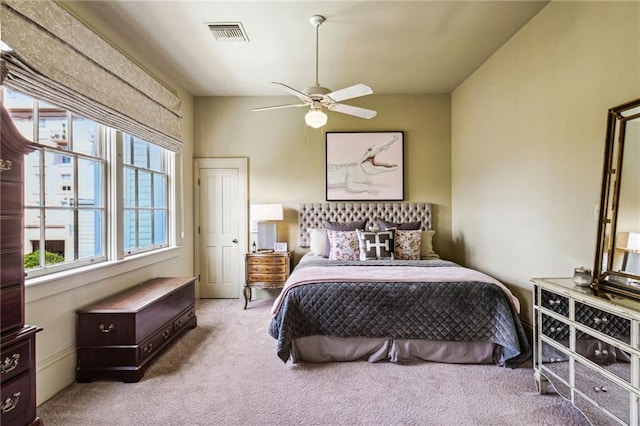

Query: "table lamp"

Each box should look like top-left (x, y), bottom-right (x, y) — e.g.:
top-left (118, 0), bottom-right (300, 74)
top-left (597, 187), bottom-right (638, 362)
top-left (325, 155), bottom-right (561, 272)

top-left (250, 204), bottom-right (283, 250)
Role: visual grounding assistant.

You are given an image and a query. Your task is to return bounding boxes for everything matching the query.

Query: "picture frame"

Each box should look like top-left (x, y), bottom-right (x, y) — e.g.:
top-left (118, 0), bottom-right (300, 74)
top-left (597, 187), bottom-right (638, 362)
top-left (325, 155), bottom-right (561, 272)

top-left (326, 131), bottom-right (404, 201)
top-left (274, 242), bottom-right (288, 252)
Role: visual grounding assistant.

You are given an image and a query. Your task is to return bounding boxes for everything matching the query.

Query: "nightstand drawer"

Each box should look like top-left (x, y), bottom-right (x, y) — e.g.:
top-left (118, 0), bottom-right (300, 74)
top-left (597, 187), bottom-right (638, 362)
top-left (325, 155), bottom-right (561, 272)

top-left (248, 273), bottom-right (287, 282)
top-left (248, 256), bottom-right (287, 266)
top-left (248, 264), bottom-right (287, 274)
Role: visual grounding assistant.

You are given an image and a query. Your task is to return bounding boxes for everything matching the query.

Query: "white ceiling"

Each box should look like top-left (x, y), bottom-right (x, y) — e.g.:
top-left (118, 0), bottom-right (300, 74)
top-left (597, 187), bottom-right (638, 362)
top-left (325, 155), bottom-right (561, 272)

top-left (62, 1), bottom-right (549, 97)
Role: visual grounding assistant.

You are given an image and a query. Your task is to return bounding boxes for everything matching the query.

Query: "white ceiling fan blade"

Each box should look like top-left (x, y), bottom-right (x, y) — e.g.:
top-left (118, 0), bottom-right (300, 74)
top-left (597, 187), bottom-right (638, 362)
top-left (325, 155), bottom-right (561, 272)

top-left (329, 103), bottom-right (377, 119)
top-left (252, 103), bottom-right (308, 112)
top-left (271, 82), bottom-right (312, 102)
top-left (326, 84), bottom-right (373, 103)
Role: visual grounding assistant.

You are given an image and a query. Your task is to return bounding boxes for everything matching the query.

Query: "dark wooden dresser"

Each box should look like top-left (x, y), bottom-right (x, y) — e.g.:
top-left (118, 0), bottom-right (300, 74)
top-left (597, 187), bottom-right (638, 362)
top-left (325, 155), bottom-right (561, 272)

top-left (1, 104), bottom-right (42, 426)
top-left (76, 277), bottom-right (197, 383)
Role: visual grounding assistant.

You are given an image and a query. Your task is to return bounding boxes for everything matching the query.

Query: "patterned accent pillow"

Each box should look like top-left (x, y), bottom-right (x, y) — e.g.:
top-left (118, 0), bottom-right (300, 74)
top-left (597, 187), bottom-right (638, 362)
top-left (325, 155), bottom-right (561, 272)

top-left (323, 219), bottom-right (367, 258)
top-left (395, 229), bottom-right (422, 260)
top-left (356, 229), bottom-right (395, 260)
top-left (327, 230), bottom-right (360, 261)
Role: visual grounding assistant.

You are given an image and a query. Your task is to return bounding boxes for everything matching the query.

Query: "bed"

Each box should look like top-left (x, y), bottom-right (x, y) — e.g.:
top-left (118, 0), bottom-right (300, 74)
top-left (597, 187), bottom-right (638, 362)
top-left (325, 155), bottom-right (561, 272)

top-left (268, 203), bottom-right (530, 368)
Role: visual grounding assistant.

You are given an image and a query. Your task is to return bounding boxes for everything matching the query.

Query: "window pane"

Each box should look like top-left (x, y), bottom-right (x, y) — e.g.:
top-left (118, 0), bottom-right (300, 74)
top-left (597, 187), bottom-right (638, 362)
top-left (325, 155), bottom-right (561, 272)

top-left (24, 150), bottom-right (41, 207)
top-left (138, 171), bottom-right (152, 208)
top-left (78, 158), bottom-right (103, 207)
top-left (153, 174), bottom-right (167, 208)
top-left (39, 104), bottom-right (68, 149)
top-left (124, 209), bottom-right (137, 251)
top-left (133, 138), bottom-right (148, 167)
top-left (124, 167), bottom-right (136, 208)
top-left (45, 208), bottom-right (73, 262)
top-left (78, 210), bottom-right (102, 259)
top-left (138, 210), bottom-right (152, 248)
top-left (154, 210), bottom-right (167, 245)
top-left (24, 208), bottom-right (41, 264)
top-left (149, 143), bottom-right (163, 171)
top-left (44, 151), bottom-right (74, 207)
top-left (72, 115), bottom-right (98, 156)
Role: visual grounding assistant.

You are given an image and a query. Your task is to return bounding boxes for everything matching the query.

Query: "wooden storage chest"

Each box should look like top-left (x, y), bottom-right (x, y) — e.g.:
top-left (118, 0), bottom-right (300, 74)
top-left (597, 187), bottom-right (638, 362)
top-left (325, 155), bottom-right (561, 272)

top-left (76, 277), bottom-right (197, 383)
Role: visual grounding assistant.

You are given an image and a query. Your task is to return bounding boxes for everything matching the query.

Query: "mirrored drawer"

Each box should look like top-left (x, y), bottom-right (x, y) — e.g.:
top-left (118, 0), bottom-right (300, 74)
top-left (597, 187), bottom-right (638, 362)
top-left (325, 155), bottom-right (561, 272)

top-left (575, 302), bottom-right (631, 341)
top-left (574, 359), bottom-right (630, 425)
top-left (541, 341), bottom-right (570, 379)
top-left (541, 289), bottom-right (569, 317)
top-left (574, 392), bottom-right (624, 426)
top-left (575, 329), bottom-right (631, 384)
top-left (541, 313), bottom-right (569, 347)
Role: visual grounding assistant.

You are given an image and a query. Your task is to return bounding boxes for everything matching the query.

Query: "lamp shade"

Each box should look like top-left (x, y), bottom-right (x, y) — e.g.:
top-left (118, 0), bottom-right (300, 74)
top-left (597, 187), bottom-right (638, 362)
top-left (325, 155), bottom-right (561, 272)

top-left (250, 204), bottom-right (283, 222)
top-left (305, 109), bottom-right (327, 128)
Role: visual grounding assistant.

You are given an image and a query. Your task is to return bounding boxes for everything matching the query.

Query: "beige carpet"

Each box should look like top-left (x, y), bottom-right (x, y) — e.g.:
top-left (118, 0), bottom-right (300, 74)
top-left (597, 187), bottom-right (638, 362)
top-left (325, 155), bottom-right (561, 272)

top-left (38, 299), bottom-right (589, 425)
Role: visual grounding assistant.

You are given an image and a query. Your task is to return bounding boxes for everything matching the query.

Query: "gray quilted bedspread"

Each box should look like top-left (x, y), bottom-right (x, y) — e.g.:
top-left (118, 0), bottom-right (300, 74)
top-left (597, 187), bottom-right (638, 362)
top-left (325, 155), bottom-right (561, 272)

top-left (268, 259), bottom-right (531, 368)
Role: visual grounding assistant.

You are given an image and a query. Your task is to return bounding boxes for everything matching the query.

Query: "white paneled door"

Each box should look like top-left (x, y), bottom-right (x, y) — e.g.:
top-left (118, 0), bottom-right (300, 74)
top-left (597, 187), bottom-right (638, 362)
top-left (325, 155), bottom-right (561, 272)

top-left (195, 158), bottom-right (247, 298)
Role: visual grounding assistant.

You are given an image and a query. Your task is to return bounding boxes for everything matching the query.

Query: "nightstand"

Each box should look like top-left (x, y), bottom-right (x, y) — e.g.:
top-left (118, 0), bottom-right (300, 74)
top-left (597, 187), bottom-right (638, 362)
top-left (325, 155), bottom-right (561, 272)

top-left (244, 251), bottom-right (292, 309)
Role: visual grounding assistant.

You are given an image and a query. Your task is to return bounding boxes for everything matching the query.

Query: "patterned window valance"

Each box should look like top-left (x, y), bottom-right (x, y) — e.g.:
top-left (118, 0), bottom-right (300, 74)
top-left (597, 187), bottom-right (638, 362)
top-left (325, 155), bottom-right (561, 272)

top-left (0, 0), bottom-right (183, 152)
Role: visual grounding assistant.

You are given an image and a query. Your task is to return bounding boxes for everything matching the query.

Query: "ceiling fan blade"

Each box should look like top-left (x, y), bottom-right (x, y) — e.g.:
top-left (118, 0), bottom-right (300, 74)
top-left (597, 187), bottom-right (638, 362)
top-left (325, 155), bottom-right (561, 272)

top-left (329, 103), bottom-right (377, 119)
top-left (271, 82), bottom-right (312, 102)
top-left (326, 84), bottom-right (373, 103)
top-left (252, 103), bottom-right (308, 112)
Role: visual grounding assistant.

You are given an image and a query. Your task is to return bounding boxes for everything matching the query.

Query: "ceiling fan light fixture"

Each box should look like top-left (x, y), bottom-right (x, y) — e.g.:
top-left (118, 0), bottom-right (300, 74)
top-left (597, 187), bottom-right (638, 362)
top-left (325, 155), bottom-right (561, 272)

top-left (305, 108), bottom-right (327, 128)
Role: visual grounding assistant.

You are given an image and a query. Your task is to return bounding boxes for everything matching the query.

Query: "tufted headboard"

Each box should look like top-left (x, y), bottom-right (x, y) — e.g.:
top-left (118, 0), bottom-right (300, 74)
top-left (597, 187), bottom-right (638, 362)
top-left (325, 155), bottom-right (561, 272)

top-left (298, 202), bottom-right (432, 248)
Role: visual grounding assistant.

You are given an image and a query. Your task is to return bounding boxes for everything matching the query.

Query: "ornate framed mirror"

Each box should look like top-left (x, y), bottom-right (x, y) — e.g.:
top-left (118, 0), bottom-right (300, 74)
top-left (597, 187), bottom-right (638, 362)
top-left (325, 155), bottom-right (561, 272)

top-left (593, 98), bottom-right (640, 299)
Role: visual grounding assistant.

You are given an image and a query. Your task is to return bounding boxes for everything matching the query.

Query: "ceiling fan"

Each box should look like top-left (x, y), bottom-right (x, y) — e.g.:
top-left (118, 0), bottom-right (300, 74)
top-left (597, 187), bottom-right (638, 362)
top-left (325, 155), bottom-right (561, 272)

top-left (252, 15), bottom-right (377, 128)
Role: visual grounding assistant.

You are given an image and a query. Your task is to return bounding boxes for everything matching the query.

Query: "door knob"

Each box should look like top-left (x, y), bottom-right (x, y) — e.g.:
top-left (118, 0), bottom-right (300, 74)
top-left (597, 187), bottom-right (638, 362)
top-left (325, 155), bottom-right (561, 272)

top-left (232, 239), bottom-right (238, 243)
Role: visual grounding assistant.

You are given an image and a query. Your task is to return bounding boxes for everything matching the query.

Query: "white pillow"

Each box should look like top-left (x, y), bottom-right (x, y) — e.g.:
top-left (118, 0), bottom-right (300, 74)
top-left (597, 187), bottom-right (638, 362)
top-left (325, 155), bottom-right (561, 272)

top-left (308, 228), bottom-right (328, 257)
top-left (420, 230), bottom-right (439, 259)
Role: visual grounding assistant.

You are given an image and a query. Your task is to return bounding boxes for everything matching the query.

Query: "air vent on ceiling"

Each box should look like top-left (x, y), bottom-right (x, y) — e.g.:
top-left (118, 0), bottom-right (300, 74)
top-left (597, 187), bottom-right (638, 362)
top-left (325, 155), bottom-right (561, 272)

top-left (207, 23), bottom-right (249, 42)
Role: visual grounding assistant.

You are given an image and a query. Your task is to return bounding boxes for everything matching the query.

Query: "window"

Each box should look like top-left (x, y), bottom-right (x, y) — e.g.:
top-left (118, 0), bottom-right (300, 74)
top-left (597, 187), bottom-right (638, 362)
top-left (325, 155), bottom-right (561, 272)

top-left (123, 136), bottom-right (169, 254)
top-left (4, 88), bottom-right (174, 279)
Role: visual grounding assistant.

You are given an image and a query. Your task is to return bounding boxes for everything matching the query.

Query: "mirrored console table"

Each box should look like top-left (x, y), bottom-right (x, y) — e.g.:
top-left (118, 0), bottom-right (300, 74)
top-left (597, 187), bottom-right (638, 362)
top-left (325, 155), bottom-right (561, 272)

top-left (532, 277), bottom-right (640, 425)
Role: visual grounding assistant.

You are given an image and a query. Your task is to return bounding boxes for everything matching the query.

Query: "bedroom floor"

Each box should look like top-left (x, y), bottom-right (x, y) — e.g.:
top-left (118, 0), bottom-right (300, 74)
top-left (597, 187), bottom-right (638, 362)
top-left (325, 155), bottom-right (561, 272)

top-left (38, 299), bottom-right (589, 425)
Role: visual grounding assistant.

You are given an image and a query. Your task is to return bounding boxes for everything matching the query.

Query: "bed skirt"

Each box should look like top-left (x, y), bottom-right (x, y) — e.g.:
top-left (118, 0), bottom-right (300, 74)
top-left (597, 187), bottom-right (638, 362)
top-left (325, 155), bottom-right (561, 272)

top-left (290, 336), bottom-right (500, 364)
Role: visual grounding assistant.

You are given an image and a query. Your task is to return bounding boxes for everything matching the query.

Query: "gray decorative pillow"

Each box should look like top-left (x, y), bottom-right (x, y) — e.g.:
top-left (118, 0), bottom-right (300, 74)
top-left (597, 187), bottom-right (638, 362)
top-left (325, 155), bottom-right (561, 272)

top-left (376, 218), bottom-right (421, 230)
top-left (356, 229), bottom-right (395, 260)
top-left (323, 219), bottom-right (367, 258)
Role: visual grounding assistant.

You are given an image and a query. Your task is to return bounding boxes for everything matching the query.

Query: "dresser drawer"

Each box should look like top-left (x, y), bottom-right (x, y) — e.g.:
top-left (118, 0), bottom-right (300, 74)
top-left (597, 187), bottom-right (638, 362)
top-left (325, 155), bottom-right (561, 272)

top-left (247, 256), bottom-right (287, 266)
top-left (541, 289), bottom-right (569, 317)
top-left (0, 248), bottom-right (24, 287)
top-left (1, 338), bottom-right (31, 383)
top-left (575, 301), bottom-right (630, 340)
top-left (541, 313), bottom-right (569, 348)
top-left (1, 284), bottom-right (24, 334)
top-left (0, 371), bottom-right (31, 426)
top-left (574, 359), bottom-right (630, 424)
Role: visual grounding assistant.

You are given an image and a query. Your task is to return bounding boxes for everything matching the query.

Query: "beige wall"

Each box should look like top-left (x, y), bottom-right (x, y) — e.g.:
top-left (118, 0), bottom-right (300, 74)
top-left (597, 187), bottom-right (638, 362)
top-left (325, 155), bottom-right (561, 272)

top-left (194, 94), bottom-right (453, 261)
top-left (451, 1), bottom-right (640, 326)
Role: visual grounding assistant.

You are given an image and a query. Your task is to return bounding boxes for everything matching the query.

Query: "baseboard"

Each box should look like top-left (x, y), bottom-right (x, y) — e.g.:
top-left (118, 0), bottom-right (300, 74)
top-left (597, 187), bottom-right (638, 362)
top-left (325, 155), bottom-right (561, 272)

top-left (36, 345), bottom-right (76, 406)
